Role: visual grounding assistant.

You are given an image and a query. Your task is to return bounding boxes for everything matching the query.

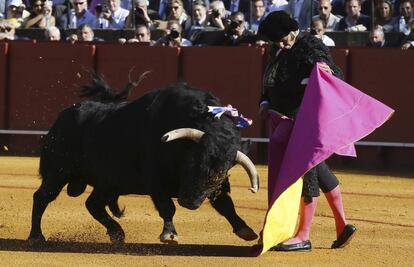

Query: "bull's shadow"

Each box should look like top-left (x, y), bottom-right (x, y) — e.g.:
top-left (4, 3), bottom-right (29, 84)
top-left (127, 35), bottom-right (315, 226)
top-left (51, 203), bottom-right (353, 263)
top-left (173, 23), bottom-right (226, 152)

top-left (0, 238), bottom-right (252, 257)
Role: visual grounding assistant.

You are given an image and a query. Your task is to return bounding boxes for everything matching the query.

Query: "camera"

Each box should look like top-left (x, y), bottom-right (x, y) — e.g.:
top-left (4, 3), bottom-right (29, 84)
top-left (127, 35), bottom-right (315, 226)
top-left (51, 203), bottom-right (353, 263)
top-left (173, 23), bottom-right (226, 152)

top-left (95, 3), bottom-right (110, 13)
top-left (135, 6), bottom-right (144, 15)
top-left (0, 26), bottom-right (12, 33)
top-left (168, 29), bottom-right (180, 39)
top-left (212, 9), bottom-right (221, 18)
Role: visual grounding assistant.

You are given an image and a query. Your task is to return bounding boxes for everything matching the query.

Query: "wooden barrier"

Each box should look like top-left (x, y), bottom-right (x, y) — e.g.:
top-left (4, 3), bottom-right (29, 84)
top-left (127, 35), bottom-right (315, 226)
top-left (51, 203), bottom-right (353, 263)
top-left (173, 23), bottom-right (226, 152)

top-left (7, 41), bottom-right (95, 130)
top-left (0, 43), bottom-right (413, 170)
top-left (348, 48), bottom-right (414, 142)
top-left (0, 42), bottom-right (7, 129)
top-left (95, 43), bottom-right (180, 99)
top-left (330, 48), bottom-right (349, 81)
top-left (181, 46), bottom-right (265, 138)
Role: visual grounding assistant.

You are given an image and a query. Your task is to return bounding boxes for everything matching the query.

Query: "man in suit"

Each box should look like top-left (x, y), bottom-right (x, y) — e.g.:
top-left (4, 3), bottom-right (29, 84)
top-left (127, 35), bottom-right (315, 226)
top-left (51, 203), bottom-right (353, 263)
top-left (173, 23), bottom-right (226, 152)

top-left (337, 0), bottom-right (371, 31)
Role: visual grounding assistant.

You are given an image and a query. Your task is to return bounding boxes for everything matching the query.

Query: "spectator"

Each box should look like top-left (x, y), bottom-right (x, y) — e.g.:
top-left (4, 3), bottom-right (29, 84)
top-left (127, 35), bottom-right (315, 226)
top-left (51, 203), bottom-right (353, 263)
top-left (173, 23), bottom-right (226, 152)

top-left (338, 0), bottom-right (371, 31)
top-left (311, 18), bottom-right (335, 46)
top-left (368, 25), bottom-right (389, 47)
top-left (68, 23), bottom-right (103, 42)
top-left (156, 19), bottom-right (192, 46)
top-left (0, 0), bottom-right (6, 19)
top-left (5, 0), bottom-right (30, 28)
top-left (390, 0), bottom-right (413, 34)
top-left (165, 0), bottom-right (189, 30)
top-left (77, 23), bottom-right (102, 41)
top-left (0, 19), bottom-right (17, 39)
top-left (266, 0), bottom-right (288, 13)
top-left (286, 0), bottom-right (313, 30)
top-left (192, 0), bottom-right (208, 26)
top-left (99, 0), bottom-right (129, 29)
top-left (248, 0), bottom-right (266, 34)
top-left (57, 0), bottom-right (96, 29)
top-left (185, 0), bottom-right (208, 38)
top-left (124, 0), bottom-right (160, 29)
top-left (51, 0), bottom-right (69, 18)
top-left (93, 2), bottom-right (110, 28)
top-left (223, 0), bottom-right (250, 16)
top-left (207, 0), bottom-right (230, 30)
top-left (400, 19), bottom-right (414, 48)
top-left (203, 11), bottom-right (256, 45)
top-left (24, 0), bottom-right (56, 28)
top-left (44, 25), bottom-right (61, 40)
top-left (120, 23), bottom-right (154, 43)
top-left (374, 0), bottom-right (395, 32)
top-left (313, 0), bottom-right (341, 31)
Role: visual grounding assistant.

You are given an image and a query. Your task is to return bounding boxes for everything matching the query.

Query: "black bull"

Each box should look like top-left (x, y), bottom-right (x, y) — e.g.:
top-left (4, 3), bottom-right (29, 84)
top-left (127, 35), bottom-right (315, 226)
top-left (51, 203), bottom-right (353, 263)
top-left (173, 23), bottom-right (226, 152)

top-left (28, 80), bottom-right (260, 244)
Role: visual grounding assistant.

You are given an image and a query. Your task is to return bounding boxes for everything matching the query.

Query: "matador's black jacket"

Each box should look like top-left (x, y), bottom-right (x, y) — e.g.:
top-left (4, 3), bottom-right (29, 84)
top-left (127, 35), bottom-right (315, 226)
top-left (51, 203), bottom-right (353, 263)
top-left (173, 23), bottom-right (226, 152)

top-left (261, 33), bottom-right (344, 118)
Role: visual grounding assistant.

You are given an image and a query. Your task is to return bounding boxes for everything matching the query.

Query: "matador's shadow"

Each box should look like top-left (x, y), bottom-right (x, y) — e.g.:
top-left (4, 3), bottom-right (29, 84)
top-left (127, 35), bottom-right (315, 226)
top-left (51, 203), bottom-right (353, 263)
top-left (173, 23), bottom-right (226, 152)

top-left (0, 238), bottom-right (252, 257)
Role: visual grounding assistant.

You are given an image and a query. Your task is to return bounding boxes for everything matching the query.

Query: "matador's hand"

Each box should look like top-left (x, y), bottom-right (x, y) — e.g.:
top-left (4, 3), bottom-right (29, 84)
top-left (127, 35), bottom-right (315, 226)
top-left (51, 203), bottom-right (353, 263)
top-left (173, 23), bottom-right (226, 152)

top-left (318, 62), bottom-right (333, 74)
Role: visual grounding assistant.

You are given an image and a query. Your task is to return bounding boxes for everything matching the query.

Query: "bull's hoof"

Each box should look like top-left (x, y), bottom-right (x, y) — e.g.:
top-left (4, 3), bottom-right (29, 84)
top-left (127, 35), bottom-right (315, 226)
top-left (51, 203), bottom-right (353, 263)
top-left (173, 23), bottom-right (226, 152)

top-left (27, 234), bottom-right (46, 246)
top-left (235, 226), bottom-right (258, 241)
top-left (108, 228), bottom-right (125, 244)
top-left (160, 231), bottom-right (178, 244)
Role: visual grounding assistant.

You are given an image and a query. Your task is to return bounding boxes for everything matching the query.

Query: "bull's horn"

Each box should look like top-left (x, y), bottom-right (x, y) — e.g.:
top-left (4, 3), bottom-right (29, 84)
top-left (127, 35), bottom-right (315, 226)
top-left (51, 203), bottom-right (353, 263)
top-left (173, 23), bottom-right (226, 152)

top-left (161, 128), bottom-right (205, 143)
top-left (236, 151), bottom-right (259, 193)
top-left (161, 128), bottom-right (259, 193)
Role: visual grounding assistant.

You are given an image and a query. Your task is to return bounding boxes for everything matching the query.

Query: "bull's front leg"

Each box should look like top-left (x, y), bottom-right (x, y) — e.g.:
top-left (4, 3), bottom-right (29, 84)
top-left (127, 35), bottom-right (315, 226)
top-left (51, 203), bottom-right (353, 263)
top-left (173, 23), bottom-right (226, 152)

top-left (152, 196), bottom-right (178, 244)
top-left (209, 189), bottom-right (258, 241)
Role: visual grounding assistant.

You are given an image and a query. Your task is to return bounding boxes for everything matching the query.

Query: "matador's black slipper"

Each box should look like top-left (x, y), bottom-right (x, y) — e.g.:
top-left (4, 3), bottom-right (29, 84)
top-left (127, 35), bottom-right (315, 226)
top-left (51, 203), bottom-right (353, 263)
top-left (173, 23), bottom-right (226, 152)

top-left (331, 224), bottom-right (357, 249)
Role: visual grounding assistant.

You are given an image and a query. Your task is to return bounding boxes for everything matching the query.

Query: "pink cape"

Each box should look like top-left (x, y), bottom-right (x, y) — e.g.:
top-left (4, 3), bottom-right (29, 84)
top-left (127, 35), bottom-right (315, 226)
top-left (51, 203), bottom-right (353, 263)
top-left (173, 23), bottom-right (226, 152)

top-left (251, 64), bottom-right (394, 256)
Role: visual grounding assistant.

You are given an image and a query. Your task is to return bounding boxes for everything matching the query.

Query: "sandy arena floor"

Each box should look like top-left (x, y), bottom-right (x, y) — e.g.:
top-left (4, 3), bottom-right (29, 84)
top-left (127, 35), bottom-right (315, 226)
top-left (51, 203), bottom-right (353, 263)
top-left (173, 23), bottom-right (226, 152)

top-left (0, 156), bottom-right (413, 266)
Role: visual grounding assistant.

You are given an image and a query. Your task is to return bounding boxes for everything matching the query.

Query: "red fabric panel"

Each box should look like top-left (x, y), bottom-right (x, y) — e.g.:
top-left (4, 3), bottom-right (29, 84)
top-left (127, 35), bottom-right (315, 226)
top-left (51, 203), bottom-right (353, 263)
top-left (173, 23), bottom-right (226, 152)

top-left (348, 48), bottom-right (414, 142)
top-left (181, 46), bottom-right (265, 138)
top-left (0, 42), bottom-right (7, 128)
top-left (95, 44), bottom-right (180, 99)
top-left (7, 42), bottom-right (95, 129)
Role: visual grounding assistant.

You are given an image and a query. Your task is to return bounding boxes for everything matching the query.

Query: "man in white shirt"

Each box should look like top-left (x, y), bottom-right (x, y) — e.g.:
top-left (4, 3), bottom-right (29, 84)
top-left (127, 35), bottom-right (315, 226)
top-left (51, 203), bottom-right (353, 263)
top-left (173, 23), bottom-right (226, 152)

top-left (312, 18), bottom-right (335, 46)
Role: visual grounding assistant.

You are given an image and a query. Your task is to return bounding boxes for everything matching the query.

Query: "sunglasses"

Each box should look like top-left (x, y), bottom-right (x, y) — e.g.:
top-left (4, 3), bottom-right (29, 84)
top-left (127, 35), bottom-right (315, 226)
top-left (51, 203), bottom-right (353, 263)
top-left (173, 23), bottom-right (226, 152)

top-left (319, 6), bottom-right (329, 10)
top-left (0, 27), bottom-right (12, 32)
top-left (74, 2), bottom-right (85, 5)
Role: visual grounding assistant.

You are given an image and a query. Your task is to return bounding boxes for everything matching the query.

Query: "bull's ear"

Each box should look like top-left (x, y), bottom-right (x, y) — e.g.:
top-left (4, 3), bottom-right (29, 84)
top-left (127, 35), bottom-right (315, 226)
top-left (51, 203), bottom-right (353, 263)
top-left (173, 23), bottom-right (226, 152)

top-left (240, 139), bottom-right (251, 154)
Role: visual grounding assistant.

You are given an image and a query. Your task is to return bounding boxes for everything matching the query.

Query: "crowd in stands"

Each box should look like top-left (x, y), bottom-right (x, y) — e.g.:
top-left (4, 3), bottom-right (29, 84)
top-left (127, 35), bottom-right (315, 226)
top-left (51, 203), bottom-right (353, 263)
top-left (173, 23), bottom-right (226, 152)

top-left (0, 0), bottom-right (413, 48)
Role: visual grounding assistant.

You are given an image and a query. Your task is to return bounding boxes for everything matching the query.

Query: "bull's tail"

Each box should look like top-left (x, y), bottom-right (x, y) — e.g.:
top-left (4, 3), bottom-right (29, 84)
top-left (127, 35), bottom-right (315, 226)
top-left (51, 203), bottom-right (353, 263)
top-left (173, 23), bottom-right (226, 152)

top-left (108, 196), bottom-right (125, 218)
top-left (80, 69), bottom-right (150, 102)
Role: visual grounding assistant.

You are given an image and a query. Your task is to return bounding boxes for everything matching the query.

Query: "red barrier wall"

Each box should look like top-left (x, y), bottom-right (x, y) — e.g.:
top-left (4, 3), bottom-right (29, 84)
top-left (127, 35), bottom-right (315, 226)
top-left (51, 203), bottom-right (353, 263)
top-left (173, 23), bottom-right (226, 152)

top-left (95, 44), bottom-right (180, 99)
top-left (0, 42), bottom-right (7, 128)
top-left (1, 43), bottom-right (414, 166)
top-left (348, 48), bottom-right (414, 142)
top-left (7, 42), bottom-right (95, 129)
top-left (330, 48), bottom-right (349, 81)
top-left (181, 46), bottom-right (265, 138)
